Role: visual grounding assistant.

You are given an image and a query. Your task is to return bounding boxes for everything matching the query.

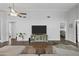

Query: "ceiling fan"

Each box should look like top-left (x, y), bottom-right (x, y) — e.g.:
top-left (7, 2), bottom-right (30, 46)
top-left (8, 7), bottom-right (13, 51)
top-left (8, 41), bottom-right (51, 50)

top-left (9, 4), bottom-right (27, 18)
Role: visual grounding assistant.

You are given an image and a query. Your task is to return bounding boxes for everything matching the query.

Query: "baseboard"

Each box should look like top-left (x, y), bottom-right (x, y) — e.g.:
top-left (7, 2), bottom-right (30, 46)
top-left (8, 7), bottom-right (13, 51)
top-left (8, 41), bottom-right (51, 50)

top-left (11, 38), bottom-right (77, 46)
top-left (12, 41), bottom-right (29, 45)
top-left (48, 40), bottom-right (61, 45)
top-left (0, 41), bottom-right (9, 48)
top-left (64, 40), bottom-right (76, 46)
top-left (48, 40), bottom-right (76, 46)
top-left (11, 38), bottom-right (29, 45)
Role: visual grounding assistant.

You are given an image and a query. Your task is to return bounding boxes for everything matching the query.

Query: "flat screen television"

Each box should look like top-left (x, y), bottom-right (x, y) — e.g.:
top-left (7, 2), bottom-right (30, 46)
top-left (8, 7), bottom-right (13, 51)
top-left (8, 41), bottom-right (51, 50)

top-left (32, 25), bottom-right (47, 34)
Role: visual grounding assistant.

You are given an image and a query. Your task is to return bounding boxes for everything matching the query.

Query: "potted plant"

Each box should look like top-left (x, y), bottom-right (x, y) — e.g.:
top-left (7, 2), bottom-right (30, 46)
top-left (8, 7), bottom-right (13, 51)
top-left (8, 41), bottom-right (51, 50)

top-left (16, 32), bottom-right (26, 39)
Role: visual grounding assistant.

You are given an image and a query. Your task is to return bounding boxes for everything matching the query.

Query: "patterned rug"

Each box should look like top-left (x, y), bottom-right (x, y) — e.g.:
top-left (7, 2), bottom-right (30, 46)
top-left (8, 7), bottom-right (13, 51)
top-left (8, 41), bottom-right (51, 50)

top-left (21, 45), bottom-right (53, 54)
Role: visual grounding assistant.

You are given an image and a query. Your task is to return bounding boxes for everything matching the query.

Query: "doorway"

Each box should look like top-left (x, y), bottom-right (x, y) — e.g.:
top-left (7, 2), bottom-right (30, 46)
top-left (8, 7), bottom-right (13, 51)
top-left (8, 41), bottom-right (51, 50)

top-left (8, 22), bottom-right (12, 45)
top-left (60, 23), bottom-right (66, 43)
top-left (8, 22), bottom-right (16, 45)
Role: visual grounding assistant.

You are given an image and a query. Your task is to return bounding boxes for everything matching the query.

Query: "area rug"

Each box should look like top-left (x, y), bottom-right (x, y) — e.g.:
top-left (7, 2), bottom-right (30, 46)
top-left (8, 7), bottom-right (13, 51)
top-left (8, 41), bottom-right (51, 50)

top-left (21, 45), bottom-right (54, 54)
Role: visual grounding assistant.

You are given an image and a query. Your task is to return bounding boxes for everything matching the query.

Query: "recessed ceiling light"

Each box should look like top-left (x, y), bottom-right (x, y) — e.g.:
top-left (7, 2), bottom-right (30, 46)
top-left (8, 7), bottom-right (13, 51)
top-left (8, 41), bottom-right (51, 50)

top-left (47, 16), bottom-right (51, 18)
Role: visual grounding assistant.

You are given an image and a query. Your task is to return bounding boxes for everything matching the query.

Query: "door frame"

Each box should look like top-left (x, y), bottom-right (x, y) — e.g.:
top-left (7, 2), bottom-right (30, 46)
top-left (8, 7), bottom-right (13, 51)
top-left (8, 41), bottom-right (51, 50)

top-left (76, 21), bottom-right (78, 47)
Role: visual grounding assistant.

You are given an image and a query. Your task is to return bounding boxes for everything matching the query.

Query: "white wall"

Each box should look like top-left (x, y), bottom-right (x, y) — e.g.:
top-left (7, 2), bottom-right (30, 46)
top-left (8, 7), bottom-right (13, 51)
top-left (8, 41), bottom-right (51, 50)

top-left (0, 4), bottom-right (78, 42)
top-left (8, 9), bottom-right (66, 41)
top-left (66, 4), bottom-right (79, 43)
top-left (0, 12), bottom-right (8, 42)
top-left (0, 14), bottom-right (1, 40)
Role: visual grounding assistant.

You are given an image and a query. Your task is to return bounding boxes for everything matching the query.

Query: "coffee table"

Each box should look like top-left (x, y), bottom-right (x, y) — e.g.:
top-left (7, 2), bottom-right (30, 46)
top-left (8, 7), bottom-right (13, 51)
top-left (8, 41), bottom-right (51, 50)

top-left (30, 42), bottom-right (48, 56)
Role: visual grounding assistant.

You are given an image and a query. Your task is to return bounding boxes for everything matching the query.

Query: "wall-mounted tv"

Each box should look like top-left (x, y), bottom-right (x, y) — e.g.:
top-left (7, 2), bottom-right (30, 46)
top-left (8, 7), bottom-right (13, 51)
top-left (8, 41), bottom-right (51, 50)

top-left (32, 25), bottom-right (47, 34)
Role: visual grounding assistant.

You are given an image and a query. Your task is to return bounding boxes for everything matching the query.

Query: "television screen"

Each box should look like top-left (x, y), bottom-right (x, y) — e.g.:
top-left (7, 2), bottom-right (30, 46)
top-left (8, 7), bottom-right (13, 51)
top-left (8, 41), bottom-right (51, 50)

top-left (32, 25), bottom-right (46, 34)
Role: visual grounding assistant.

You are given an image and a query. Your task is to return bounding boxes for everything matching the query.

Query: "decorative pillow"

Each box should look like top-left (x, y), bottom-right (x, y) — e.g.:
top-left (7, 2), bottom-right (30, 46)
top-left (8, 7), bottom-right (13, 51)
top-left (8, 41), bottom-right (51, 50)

top-left (31, 34), bottom-right (48, 42)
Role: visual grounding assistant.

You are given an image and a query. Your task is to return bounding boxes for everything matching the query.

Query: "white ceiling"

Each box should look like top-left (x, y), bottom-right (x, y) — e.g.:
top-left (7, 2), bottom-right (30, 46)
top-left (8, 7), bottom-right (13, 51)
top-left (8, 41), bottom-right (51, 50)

top-left (0, 3), bottom-right (78, 13)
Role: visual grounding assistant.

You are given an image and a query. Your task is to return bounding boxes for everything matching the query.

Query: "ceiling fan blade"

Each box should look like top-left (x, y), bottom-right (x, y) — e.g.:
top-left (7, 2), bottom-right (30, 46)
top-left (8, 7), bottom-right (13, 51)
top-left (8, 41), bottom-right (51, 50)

top-left (17, 14), bottom-right (22, 17)
top-left (9, 7), bottom-right (16, 13)
top-left (17, 14), bottom-right (26, 18)
top-left (19, 13), bottom-right (27, 15)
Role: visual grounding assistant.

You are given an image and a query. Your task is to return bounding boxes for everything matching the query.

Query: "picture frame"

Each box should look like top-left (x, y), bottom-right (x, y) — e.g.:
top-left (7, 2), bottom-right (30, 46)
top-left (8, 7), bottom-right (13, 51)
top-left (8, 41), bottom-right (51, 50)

top-left (60, 23), bottom-right (65, 29)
